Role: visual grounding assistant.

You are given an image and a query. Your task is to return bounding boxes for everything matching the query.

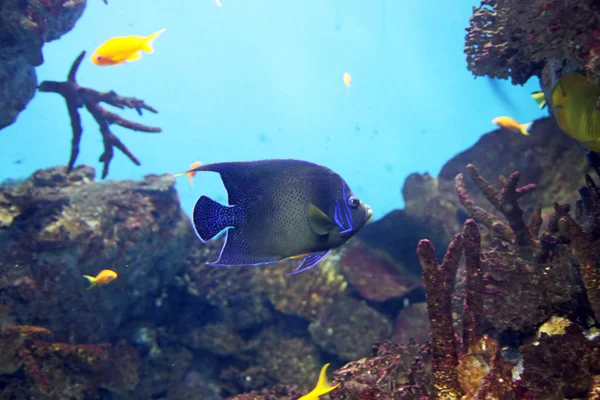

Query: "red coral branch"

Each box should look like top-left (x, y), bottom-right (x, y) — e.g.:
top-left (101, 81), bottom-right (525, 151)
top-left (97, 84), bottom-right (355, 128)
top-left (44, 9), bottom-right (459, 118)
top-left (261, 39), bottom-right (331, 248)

top-left (558, 214), bottom-right (600, 321)
top-left (417, 234), bottom-right (464, 400)
top-left (461, 219), bottom-right (485, 352)
top-left (455, 171), bottom-right (515, 243)
top-left (456, 164), bottom-right (538, 247)
top-left (38, 51), bottom-right (161, 179)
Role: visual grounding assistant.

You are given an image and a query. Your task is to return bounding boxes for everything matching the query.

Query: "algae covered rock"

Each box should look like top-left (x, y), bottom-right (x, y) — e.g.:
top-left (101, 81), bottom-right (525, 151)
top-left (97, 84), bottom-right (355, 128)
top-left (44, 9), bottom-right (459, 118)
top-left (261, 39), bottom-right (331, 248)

top-left (0, 325), bottom-right (140, 399)
top-left (308, 298), bottom-right (393, 361)
top-left (0, 165), bottom-right (194, 342)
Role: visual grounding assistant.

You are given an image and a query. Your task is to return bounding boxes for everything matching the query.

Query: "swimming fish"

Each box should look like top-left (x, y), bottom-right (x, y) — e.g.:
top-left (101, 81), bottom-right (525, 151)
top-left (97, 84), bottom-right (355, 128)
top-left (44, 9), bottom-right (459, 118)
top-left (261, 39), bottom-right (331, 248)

top-left (91, 28), bottom-right (166, 66)
top-left (299, 363), bottom-right (339, 400)
top-left (551, 72), bottom-right (600, 152)
top-left (82, 269), bottom-right (118, 290)
top-left (492, 116), bottom-right (532, 136)
top-left (531, 91), bottom-right (547, 109)
top-left (174, 161), bottom-right (202, 188)
top-left (182, 159), bottom-right (372, 274)
top-left (343, 72), bottom-right (351, 88)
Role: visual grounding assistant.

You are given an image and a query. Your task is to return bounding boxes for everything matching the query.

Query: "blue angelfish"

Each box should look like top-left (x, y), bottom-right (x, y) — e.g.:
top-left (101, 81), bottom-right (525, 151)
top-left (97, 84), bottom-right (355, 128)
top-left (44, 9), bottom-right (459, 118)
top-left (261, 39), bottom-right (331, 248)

top-left (181, 159), bottom-right (372, 274)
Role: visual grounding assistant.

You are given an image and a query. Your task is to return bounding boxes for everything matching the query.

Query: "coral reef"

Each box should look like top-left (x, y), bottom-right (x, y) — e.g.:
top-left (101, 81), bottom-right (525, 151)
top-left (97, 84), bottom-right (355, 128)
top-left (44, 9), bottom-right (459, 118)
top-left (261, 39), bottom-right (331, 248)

top-left (39, 51), bottom-right (162, 179)
top-left (329, 340), bottom-right (432, 399)
top-left (454, 165), bottom-right (584, 333)
top-left (465, 0), bottom-right (600, 84)
top-left (0, 0), bottom-right (86, 129)
top-left (0, 165), bottom-right (193, 343)
top-left (1, 116), bottom-right (598, 398)
top-left (0, 325), bottom-right (140, 399)
top-left (321, 161), bottom-right (600, 399)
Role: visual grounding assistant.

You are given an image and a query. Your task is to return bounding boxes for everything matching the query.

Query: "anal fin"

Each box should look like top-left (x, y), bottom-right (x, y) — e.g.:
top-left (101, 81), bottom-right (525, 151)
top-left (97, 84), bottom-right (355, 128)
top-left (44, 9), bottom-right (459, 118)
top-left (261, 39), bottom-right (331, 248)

top-left (125, 51), bottom-right (142, 61)
top-left (286, 250), bottom-right (332, 276)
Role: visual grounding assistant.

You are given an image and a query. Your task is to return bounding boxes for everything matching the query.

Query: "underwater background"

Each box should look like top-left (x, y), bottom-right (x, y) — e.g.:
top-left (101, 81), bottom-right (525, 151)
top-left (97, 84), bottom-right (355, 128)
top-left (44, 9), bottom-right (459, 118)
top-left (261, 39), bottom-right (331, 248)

top-left (0, 0), bottom-right (542, 220)
top-left (3, 0), bottom-right (600, 399)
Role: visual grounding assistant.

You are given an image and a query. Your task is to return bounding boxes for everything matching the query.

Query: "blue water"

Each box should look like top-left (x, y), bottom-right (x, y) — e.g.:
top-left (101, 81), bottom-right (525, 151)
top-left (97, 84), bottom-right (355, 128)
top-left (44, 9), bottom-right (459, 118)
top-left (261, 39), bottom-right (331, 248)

top-left (0, 0), bottom-right (542, 221)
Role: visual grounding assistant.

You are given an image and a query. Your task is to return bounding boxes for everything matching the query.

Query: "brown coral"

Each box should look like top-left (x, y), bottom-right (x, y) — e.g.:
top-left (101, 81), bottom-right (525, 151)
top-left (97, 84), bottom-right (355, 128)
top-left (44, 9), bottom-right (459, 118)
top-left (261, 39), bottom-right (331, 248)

top-left (465, 0), bottom-right (600, 84)
top-left (38, 51), bottom-right (161, 178)
top-left (454, 164), bottom-right (583, 332)
top-left (0, 326), bottom-right (139, 399)
top-left (417, 234), bottom-right (464, 399)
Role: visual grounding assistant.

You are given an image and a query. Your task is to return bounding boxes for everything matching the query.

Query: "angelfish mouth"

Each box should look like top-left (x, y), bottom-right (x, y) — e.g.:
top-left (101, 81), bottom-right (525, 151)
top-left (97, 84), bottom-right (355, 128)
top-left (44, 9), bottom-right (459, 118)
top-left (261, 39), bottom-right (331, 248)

top-left (365, 205), bottom-right (373, 221)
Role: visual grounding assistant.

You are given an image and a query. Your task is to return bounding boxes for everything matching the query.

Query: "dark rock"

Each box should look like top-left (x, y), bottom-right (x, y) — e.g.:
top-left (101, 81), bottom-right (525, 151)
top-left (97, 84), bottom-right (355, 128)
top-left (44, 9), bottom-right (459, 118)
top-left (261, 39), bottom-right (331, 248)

top-left (0, 165), bottom-right (195, 342)
top-left (393, 302), bottom-right (430, 345)
top-left (339, 240), bottom-right (421, 303)
top-left (0, 0), bottom-right (86, 129)
top-left (308, 298), bottom-right (393, 361)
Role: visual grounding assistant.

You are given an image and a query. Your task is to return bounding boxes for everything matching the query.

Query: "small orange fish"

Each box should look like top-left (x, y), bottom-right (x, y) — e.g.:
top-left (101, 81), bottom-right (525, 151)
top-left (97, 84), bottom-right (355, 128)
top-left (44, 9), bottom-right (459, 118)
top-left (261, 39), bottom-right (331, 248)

top-left (343, 72), bottom-right (351, 88)
top-left (82, 269), bottom-right (118, 290)
top-left (91, 28), bottom-right (166, 66)
top-left (174, 161), bottom-right (202, 188)
top-left (492, 116), bottom-right (532, 136)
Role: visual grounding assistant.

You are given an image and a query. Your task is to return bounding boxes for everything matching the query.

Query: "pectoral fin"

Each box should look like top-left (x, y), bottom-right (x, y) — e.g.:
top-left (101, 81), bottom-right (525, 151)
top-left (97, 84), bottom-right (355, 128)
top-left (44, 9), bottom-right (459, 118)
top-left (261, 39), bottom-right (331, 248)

top-left (308, 204), bottom-right (336, 235)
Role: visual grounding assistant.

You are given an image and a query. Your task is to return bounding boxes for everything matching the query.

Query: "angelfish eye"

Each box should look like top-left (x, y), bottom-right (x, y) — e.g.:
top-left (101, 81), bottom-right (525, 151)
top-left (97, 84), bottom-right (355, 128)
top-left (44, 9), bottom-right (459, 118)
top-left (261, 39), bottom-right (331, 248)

top-left (347, 196), bottom-right (360, 208)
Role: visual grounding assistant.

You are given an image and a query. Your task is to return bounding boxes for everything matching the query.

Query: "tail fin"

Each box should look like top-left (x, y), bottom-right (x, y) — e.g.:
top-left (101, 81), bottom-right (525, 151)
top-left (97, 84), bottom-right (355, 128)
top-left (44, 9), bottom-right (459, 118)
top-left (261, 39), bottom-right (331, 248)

top-left (311, 364), bottom-right (339, 398)
top-left (82, 275), bottom-right (97, 290)
top-left (141, 28), bottom-right (166, 53)
top-left (192, 196), bottom-right (236, 241)
top-left (520, 122), bottom-right (532, 136)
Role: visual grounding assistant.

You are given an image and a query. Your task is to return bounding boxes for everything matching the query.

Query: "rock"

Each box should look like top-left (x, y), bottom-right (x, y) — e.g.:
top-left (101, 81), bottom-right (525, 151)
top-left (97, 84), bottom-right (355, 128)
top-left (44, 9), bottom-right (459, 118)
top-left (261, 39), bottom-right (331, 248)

top-left (339, 240), bottom-right (422, 303)
top-left (0, 328), bottom-right (140, 399)
top-left (392, 302), bottom-right (430, 345)
top-left (249, 328), bottom-right (322, 392)
top-left (129, 345), bottom-right (194, 399)
top-left (259, 256), bottom-right (349, 322)
top-left (0, 165), bottom-right (195, 342)
top-left (330, 340), bottom-right (431, 399)
top-left (308, 298), bottom-right (393, 361)
top-left (166, 370), bottom-right (222, 400)
top-left (0, 0), bottom-right (87, 129)
top-left (0, 325), bottom-right (51, 374)
top-left (184, 323), bottom-right (246, 356)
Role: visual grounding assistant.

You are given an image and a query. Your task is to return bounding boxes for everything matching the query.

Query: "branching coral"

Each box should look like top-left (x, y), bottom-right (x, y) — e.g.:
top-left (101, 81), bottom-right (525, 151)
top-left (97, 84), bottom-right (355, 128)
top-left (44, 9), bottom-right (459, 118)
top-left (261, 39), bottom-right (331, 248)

top-left (417, 234), bottom-right (463, 399)
top-left (456, 164), bottom-right (538, 248)
top-left (454, 164), bottom-right (583, 332)
top-left (465, 0), bottom-right (600, 84)
top-left (409, 162), bottom-right (600, 398)
top-left (38, 51), bottom-right (161, 179)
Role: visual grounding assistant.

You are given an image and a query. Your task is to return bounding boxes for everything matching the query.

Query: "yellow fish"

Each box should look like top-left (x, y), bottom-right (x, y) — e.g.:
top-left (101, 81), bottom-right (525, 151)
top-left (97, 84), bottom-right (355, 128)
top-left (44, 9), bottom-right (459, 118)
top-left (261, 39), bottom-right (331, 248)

top-left (343, 72), bottom-right (351, 88)
top-left (531, 91), bottom-right (547, 109)
top-left (299, 363), bottom-right (339, 400)
top-left (91, 28), bottom-right (166, 66)
top-left (174, 161), bottom-right (202, 188)
top-left (551, 72), bottom-right (600, 152)
top-left (83, 269), bottom-right (118, 290)
top-left (492, 116), bottom-right (532, 136)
